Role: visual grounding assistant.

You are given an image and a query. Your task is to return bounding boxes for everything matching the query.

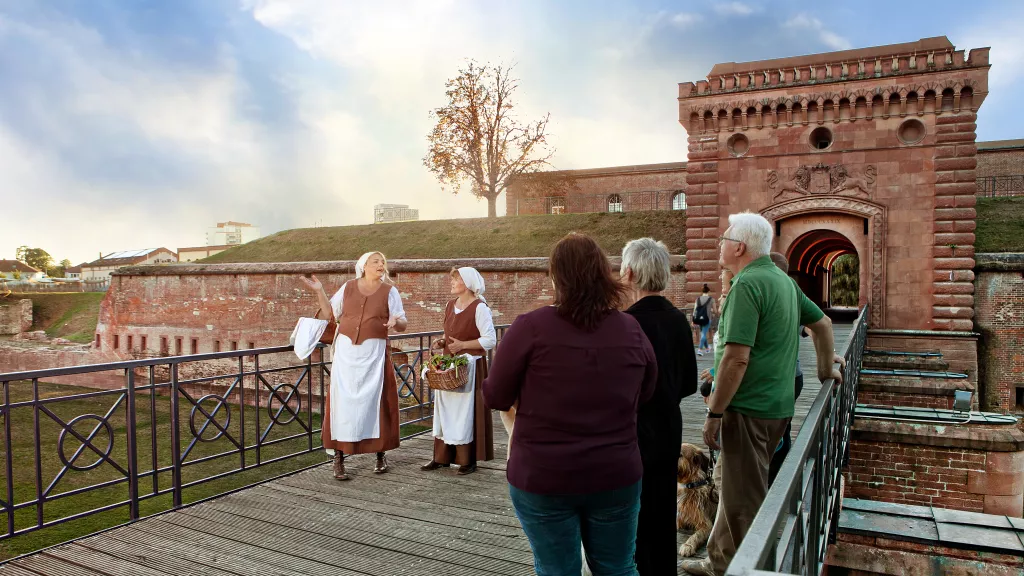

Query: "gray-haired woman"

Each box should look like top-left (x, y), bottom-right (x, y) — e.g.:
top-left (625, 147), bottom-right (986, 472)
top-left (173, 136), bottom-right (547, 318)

top-left (621, 238), bottom-right (699, 575)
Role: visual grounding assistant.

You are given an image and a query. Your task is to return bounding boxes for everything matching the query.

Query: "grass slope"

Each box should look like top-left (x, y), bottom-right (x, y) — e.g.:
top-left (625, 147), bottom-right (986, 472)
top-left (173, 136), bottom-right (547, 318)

top-left (976, 196), bottom-right (1024, 253)
top-left (202, 211), bottom-right (688, 263)
top-left (5, 293), bottom-right (105, 343)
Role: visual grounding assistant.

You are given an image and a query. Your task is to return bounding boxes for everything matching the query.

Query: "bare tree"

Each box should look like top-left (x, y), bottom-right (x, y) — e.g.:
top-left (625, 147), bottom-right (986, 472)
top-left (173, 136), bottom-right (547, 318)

top-left (424, 61), bottom-right (554, 218)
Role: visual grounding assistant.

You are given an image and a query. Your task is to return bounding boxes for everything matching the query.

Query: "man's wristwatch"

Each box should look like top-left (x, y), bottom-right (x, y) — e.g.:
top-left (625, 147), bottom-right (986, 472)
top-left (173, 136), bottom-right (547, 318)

top-left (706, 410), bottom-right (723, 419)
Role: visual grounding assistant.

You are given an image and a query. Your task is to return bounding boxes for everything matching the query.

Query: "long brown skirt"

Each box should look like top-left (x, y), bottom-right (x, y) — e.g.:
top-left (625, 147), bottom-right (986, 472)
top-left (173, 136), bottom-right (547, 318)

top-left (432, 357), bottom-right (494, 465)
top-left (322, 355), bottom-right (400, 455)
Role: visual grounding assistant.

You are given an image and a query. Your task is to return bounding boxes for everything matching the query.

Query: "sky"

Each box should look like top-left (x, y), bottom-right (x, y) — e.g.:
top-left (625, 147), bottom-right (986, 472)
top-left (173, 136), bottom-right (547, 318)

top-left (2, 0), bottom-right (1023, 266)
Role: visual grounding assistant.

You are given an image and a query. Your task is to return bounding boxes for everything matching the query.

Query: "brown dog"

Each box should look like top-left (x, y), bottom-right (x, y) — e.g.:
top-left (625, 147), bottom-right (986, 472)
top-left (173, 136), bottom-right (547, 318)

top-left (677, 443), bottom-right (719, 557)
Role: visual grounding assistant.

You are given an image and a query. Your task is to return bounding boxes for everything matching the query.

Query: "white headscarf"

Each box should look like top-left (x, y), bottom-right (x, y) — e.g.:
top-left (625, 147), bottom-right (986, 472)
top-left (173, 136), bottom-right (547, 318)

top-left (355, 251), bottom-right (389, 281)
top-left (457, 267), bottom-right (486, 302)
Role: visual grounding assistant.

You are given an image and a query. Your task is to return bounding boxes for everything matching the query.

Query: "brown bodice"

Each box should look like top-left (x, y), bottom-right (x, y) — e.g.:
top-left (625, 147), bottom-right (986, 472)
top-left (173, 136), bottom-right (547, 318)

top-left (337, 281), bottom-right (391, 345)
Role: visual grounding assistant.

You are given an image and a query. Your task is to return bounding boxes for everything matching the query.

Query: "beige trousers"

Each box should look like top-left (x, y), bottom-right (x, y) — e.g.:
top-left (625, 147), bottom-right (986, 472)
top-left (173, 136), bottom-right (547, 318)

top-left (708, 410), bottom-right (790, 575)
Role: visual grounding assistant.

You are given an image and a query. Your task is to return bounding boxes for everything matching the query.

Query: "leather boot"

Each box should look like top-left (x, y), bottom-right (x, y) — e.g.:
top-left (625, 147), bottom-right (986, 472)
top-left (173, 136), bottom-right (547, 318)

top-left (333, 452), bottom-right (348, 481)
top-left (420, 460), bottom-right (449, 471)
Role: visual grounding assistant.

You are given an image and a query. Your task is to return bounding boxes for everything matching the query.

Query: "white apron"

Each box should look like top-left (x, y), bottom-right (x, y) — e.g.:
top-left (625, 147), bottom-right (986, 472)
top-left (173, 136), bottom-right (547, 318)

top-left (329, 333), bottom-right (386, 442)
top-left (431, 353), bottom-right (479, 445)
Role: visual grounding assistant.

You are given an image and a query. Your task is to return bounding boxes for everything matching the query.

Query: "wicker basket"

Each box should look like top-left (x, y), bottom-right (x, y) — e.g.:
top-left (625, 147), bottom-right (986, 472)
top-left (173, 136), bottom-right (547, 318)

top-left (426, 358), bottom-right (471, 391)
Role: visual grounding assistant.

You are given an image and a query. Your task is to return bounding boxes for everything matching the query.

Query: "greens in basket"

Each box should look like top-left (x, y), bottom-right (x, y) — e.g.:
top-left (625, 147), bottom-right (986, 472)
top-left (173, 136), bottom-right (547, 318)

top-left (429, 354), bottom-right (470, 372)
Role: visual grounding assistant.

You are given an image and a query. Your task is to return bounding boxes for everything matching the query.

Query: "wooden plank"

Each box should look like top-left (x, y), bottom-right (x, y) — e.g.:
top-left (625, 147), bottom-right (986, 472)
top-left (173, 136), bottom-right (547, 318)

top-left (116, 521), bottom-right (353, 576)
top-left (273, 473), bottom-right (522, 530)
top-left (224, 486), bottom-right (533, 561)
top-left (40, 543), bottom-right (174, 576)
top-left (5, 553), bottom-right (107, 576)
top-left (71, 535), bottom-right (240, 576)
top-left (186, 497), bottom-right (533, 575)
top-left (0, 565), bottom-right (50, 576)
top-left (260, 479), bottom-right (524, 538)
top-left (175, 505), bottom-right (528, 576)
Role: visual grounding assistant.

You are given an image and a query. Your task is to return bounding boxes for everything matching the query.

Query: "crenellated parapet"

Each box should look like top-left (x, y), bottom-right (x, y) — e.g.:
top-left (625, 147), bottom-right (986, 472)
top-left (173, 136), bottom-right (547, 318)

top-left (678, 37), bottom-right (990, 135)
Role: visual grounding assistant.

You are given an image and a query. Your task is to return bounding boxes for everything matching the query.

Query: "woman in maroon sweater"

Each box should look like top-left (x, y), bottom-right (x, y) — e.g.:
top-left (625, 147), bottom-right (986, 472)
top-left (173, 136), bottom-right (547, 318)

top-left (483, 233), bottom-right (657, 576)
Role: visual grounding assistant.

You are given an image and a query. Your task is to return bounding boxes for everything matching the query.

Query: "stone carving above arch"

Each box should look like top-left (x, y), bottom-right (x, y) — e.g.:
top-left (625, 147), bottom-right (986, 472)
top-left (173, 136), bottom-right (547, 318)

top-left (762, 196), bottom-right (886, 327)
top-left (767, 163), bottom-right (876, 200)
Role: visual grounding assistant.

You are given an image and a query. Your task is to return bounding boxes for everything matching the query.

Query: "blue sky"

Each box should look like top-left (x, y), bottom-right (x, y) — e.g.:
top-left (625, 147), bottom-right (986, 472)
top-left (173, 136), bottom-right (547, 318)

top-left (2, 0), bottom-right (1022, 265)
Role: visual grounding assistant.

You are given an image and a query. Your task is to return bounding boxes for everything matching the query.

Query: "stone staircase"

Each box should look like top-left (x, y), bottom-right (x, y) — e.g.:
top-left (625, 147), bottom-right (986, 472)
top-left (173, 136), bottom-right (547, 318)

top-left (858, 350), bottom-right (975, 410)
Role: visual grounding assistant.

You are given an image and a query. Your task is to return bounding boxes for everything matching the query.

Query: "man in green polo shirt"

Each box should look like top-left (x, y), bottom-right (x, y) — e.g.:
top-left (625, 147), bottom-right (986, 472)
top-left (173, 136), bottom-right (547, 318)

top-left (681, 212), bottom-right (842, 576)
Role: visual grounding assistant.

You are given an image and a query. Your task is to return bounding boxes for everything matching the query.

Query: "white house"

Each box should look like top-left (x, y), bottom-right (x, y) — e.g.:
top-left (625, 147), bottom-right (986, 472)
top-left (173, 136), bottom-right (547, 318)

top-left (0, 260), bottom-right (44, 281)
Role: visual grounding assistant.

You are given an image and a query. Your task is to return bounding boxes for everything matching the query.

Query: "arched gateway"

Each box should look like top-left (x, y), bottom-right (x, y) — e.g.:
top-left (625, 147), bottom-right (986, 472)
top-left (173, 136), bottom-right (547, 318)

top-left (678, 36), bottom-right (989, 331)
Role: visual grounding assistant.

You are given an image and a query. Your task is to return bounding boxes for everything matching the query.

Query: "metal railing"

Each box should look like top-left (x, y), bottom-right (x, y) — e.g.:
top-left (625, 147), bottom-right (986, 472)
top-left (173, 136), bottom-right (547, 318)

top-left (0, 325), bottom-right (508, 543)
top-left (727, 306), bottom-right (869, 575)
top-left (514, 190), bottom-right (685, 215)
top-left (976, 175), bottom-right (1024, 197)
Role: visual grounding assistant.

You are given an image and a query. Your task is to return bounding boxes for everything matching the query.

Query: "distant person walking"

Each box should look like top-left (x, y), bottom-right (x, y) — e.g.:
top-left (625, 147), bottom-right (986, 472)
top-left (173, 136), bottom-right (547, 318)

top-left (681, 213), bottom-right (840, 576)
top-left (621, 238), bottom-right (698, 575)
top-left (693, 284), bottom-right (717, 356)
top-left (300, 251), bottom-right (407, 481)
top-left (484, 233), bottom-right (657, 576)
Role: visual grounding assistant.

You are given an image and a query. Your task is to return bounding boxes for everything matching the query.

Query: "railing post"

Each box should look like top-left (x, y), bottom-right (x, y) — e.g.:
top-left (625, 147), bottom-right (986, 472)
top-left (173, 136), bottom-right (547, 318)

top-left (169, 363), bottom-right (183, 508)
top-left (307, 352), bottom-right (314, 452)
top-left (254, 354), bottom-right (262, 465)
top-left (239, 355), bottom-right (246, 471)
top-left (3, 381), bottom-right (13, 538)
top-left (149, 366), bottom-right (158, 496)
top-left (125, 369), bottom-right (140, 520)
top-left (32, 378), bottom-right (43, 529)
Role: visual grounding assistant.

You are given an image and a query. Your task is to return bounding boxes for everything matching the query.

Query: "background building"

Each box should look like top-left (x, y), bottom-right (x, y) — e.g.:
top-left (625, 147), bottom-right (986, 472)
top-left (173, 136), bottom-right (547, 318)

top-left (206, 222), bottom-right (260, 246)
top-left (81, 248), bottom-right (177, 280)
top-left (0, 260), bottom-right (43, 281)
top-left (373, 204), bottom-right (420, 223)
top-left (177, 245), bottom-right (235, 262)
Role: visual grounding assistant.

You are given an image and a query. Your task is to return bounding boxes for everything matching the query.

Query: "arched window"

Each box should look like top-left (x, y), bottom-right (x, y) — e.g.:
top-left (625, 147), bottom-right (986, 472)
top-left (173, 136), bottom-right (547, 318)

top-left (607, 194), bottom-right (623, 213)
top-left (672, 192), bottom-right (687, 210)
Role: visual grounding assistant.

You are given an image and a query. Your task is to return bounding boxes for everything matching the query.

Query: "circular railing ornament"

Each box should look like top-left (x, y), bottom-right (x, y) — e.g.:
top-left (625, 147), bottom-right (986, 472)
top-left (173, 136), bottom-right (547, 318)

top-left (58, 414), bottom-right (114, 471)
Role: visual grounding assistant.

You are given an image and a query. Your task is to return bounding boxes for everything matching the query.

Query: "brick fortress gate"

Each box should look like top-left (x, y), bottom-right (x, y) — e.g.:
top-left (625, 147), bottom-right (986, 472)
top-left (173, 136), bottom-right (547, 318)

top-left (677, 36), bottom-right (988, 332)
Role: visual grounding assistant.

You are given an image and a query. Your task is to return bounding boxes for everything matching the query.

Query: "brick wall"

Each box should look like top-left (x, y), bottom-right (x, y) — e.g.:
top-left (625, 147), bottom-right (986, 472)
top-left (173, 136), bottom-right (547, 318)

top-left (846, 419), bottom-right (1024, 516)
top-left (507, 163), bottom-right (687, 215)
top-left (0, 299), bottom-right (32, 335)
top-left (94, 258), bottom-right (688, 359)
top-left (977, 146), bottom-right (1024, 178)
top-left (974, 254), bottom-right (1024, 413)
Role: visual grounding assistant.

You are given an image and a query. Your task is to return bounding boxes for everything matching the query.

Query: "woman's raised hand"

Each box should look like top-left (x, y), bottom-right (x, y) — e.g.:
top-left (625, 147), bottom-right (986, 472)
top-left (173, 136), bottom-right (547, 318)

top-left (300, 274), bottom-right (323, 292)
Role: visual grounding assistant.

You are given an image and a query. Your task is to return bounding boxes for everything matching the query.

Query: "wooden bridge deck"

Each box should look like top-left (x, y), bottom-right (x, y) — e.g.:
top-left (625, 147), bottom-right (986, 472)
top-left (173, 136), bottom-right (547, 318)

top-left (0, 324), bottom-right (852, 575)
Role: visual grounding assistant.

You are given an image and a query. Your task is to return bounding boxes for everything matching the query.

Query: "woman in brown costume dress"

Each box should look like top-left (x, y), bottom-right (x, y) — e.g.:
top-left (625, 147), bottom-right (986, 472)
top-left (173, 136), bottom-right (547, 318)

top-left (300, 251), bottom-right (407, 480)
top-left (421, 267), bottom-right (495, 475)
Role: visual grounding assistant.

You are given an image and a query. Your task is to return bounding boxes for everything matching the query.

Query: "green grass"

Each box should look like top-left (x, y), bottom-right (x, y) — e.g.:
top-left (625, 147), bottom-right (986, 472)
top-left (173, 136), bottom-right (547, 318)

top-left (4, 293), bottom-right (105, 344)
top-left (0, 378), bottom-right (434, 560)
top-left (976, 196), bottom-right (1024, 253)
top-left (201, 211), bottom-right (688, 263)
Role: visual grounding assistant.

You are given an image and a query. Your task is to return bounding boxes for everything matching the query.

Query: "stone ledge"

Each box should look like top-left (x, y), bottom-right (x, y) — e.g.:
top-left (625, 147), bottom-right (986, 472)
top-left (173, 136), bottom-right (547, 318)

top-left (868, 328), bottom-right (979, 339)
top-left (113, 256), bottom-right (687, 277)
top-left (975, 253), bottom-right (1024, 272)
top-left (852, 419), bottom-right (1024, 451)
top-left (859, 374), bottom-right (973, 396)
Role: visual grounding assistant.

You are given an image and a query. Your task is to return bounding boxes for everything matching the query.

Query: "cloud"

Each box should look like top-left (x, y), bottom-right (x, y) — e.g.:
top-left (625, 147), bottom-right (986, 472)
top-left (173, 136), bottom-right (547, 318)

top-left (713, 2), bottom-right (758, 17)
top-left (670, 12), bottom-right (703, 28)
top-left (784, 13), bottom-right (852, 51)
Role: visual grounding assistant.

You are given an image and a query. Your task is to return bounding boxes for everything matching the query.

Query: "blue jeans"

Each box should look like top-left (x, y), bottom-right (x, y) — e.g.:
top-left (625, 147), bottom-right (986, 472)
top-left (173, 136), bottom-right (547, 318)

top-left (699, 323), bottom-right (711, 349)
top-left (510, 481), bottom-right (642, 576)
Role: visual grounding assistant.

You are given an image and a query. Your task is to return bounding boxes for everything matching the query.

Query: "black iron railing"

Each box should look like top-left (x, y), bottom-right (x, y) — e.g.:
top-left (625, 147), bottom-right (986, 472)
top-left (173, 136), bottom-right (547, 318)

top-left (727, 306), bottom-right (869, 576)
top-left (976, 175), bottom-right (1024, 198)
top-left (514, 190), bottom-right (686, 215)
top-left (0, 325), bottom-right (508, 543)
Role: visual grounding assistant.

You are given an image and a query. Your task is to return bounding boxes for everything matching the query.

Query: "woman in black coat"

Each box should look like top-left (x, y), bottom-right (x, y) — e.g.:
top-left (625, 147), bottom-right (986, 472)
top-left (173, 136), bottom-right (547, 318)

top-left (621, 238), bottom-right (699, 575)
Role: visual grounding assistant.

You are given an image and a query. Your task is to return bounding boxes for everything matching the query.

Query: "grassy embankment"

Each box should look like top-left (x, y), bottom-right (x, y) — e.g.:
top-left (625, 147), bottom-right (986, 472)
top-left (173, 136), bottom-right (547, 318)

top-left (202, 211), bottom-right (689, 263)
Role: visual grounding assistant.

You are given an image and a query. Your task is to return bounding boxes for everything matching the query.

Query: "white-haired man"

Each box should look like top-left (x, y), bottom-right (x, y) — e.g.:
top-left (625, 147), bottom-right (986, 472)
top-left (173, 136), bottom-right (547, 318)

top-left (682, 212), bottom-right (842, 576)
